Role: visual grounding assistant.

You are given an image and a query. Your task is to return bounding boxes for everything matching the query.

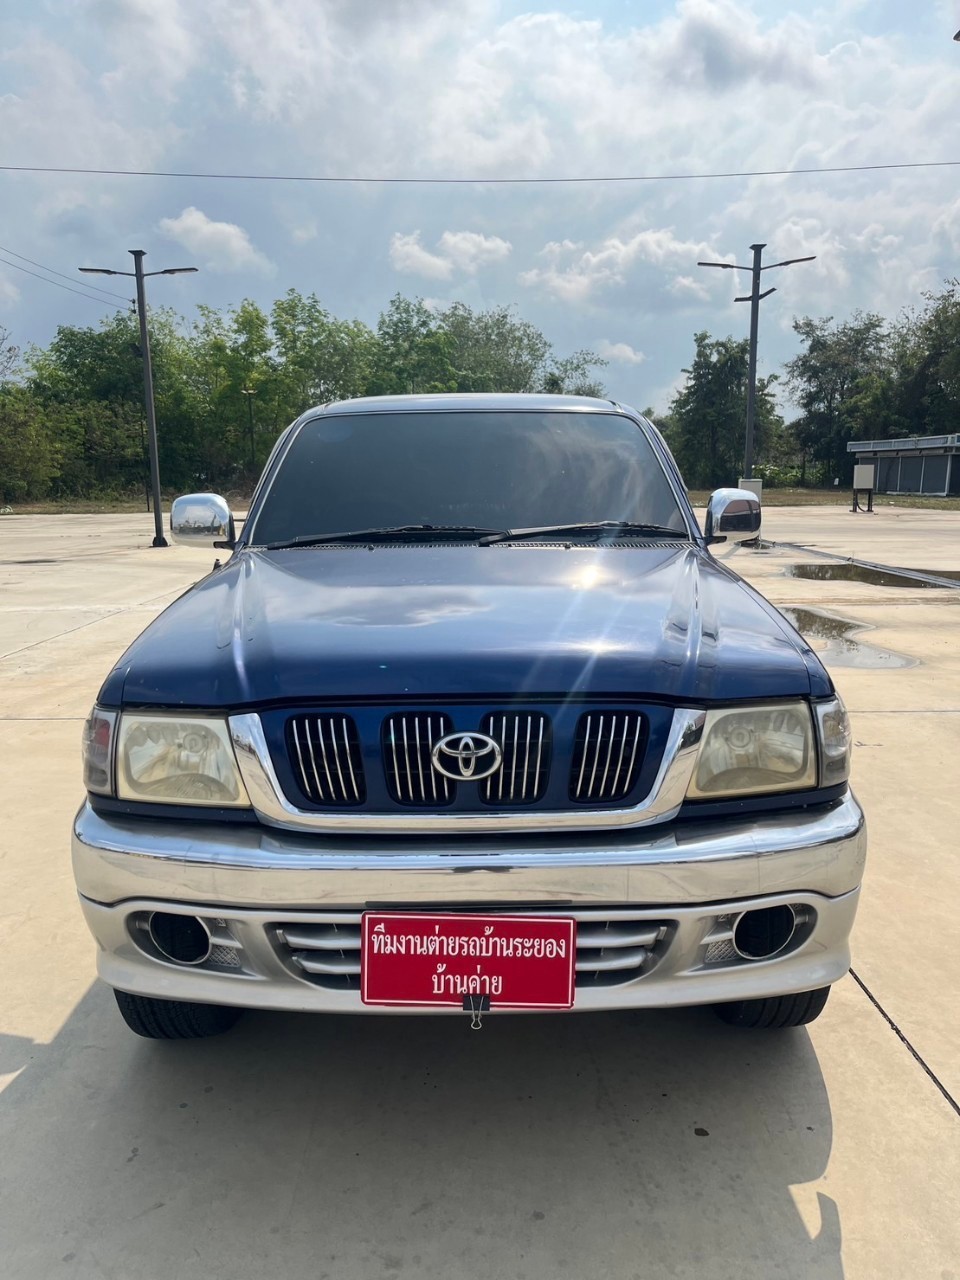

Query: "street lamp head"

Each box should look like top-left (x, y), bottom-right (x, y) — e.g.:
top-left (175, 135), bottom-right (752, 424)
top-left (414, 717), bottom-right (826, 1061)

top-left (158, 267), bottom-right (199, 275)
top-left (79, 267), bottom-right (124, 276)
top-left (762, 254), bottom-right (817, 270)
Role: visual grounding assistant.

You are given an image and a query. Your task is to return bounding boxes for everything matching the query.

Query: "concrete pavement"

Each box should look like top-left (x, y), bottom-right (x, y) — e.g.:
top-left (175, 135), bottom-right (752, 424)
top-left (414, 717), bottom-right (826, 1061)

top-left (0, 508), bottom-right (957, 1279)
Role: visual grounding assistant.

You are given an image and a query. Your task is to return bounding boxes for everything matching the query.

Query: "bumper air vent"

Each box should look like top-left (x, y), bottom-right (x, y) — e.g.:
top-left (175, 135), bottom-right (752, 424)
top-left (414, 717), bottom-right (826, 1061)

top-left (271, 910), bottom-right (670, 992)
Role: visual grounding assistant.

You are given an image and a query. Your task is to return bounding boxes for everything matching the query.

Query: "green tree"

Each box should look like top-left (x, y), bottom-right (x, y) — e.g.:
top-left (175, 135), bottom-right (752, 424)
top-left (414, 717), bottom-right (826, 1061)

top-left (270, 289), bottom-right (376, 419)
top-left (27, 311), bottom-right (149, 496)
top-left (539, 349), bottom-right (607, 397)
top-left (0, 387), bottom-right (61, 501)
top-left (885, 282), bottom-right (960, 441)
top-left (368, 295), bottom-right (457, 395)
top-left (5, 291), bottom-right (612, 501)
top-left (437, 302), bottom-right (551, 392)
top-left (666, 332), bottom-right (782, 488)
top-left (0, 325), bottom-right (20, 382)
top-left (183, 301), bottom-right (277, 484)
top-left (784, 313), bottom-right (889, 483)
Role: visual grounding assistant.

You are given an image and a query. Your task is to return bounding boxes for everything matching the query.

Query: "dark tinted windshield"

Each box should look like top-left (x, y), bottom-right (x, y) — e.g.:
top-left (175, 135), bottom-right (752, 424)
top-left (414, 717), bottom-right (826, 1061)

top-left (249, 410), bottom-right (687, 545)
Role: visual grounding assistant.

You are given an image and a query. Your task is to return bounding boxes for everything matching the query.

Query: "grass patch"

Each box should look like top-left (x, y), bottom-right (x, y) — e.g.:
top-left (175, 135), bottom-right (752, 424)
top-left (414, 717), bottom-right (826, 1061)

top-left (4, 488), bottom-right (960, 516)
top-left (1, 492), bottom-right (252, 516)
top-left (686, 488), bottom-right (960, 511)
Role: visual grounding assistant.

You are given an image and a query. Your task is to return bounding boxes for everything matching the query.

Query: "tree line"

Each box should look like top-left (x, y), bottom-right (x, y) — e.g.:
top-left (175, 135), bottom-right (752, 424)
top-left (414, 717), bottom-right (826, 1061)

top-left (657, 281), bottom-right (960, 489)
top-left (0, 292), bottom-right (605, 503)
top-left (1, 280), bottom-right (957, 503)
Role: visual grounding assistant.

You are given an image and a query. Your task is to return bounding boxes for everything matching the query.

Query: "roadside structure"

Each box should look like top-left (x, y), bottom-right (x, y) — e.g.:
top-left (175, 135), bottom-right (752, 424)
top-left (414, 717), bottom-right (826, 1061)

top-left (847, 434), bottom-right (960, 496)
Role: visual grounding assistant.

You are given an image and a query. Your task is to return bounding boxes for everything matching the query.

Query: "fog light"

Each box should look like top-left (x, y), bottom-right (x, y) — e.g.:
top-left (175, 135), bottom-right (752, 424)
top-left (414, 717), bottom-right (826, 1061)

top-left (147, 912), bottom-right (212, 966)
top-left (732, 905), bottom-right (797, 960)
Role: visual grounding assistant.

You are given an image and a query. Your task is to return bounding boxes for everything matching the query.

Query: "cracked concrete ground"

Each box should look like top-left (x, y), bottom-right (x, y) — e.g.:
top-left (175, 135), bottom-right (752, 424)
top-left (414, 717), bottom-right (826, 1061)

top-left (0, 507), bottom-right (957, 1280)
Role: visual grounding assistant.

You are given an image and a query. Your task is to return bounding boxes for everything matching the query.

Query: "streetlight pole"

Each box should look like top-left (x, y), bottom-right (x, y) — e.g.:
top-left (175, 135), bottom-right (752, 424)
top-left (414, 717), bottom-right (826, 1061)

top-left (130, 251), bottom-right (165, 544)
top-left (80, 251), bottom-right (197, 547)
top-left (742, 243), bottom-right (766, 481)
top-left (240, 387), bottom-right (257, 472)
top-left (697, 244), bottom-right (815, 480)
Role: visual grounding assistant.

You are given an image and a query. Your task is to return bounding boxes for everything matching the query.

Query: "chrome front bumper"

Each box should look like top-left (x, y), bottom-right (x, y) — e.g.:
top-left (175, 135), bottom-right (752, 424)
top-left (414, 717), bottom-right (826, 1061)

top-left (73, 793), bottom-right (866, 1014)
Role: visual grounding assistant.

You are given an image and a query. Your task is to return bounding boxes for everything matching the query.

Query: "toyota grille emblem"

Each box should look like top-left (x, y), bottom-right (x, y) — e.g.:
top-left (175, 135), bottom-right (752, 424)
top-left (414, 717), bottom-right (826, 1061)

top-left (431, 731), bottom-right (502, 782)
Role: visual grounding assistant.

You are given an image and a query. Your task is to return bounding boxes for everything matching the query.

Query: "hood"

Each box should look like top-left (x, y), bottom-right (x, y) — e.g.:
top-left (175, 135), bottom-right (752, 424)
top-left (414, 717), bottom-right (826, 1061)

top-left (102, 545), bottom-right (830, 708)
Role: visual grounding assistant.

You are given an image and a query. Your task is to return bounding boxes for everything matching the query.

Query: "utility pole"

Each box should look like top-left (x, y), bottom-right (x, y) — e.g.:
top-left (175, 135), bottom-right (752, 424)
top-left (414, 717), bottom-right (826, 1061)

top-left (697, 244), bottom-right (814, 480)
top-left (240, 387), bottom-right (257, 471)
top-left (80, 251), bottom-right (197, 547)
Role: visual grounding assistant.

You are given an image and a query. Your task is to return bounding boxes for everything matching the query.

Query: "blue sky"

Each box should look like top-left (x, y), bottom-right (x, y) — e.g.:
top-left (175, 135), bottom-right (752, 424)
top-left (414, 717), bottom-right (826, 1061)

top-left (1, 0), bottom-right (959, 415)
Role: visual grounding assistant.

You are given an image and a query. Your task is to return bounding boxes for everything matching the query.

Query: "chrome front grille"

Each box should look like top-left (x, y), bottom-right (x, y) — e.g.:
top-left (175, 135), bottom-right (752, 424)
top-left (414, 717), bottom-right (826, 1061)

top-left (279, 702), bottom-right (655, 815)
top-left (272, 910), bottom-right (670, 991)
top-left (570, 711), bottom-right (646, 804)
top-left (382, 712), bottom-right (454, 806)
top-left (287, 714), bottom-right (365, 806)
top-left (479, 711), bottom-right (550, 805)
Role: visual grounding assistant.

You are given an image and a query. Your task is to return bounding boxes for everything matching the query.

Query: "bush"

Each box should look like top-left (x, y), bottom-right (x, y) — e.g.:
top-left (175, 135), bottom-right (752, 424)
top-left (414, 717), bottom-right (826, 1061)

top-left (753, 462), bottom-right (802, 489)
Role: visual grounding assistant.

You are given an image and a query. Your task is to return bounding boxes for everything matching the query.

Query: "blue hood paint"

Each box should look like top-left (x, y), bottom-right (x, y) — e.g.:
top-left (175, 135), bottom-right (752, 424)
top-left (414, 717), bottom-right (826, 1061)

top-left (100, 546), bottom-right (831, 708)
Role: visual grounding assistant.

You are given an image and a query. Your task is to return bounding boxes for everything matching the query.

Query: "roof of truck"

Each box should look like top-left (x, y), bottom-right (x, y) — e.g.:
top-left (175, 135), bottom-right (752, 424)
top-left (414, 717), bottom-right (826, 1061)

top-left (305, 392), bottom-right (625, 417)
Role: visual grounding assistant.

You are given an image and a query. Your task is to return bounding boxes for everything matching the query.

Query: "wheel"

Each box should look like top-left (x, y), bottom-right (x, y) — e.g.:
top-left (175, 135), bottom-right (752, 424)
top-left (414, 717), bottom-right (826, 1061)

top-left (113, 990), bottom-right (242, 1039)
top-left (713, 986), bottom-right (831, 1029)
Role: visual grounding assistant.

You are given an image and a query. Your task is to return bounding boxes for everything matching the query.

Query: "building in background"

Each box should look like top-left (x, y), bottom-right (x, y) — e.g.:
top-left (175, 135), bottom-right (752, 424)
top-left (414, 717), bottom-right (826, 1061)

top-left (847, 435), bottom-right (960, 496)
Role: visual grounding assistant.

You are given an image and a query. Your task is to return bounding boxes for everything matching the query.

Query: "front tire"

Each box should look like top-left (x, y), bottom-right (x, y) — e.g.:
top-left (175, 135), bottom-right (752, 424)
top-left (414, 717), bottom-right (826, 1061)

top-left (713, 986), bottom-right (830, 1029)
top-left (113, 990), bottom-right (242, 1039)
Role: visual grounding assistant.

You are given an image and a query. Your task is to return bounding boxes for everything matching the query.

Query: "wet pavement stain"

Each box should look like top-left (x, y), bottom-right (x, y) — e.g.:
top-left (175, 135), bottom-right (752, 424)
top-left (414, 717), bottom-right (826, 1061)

top-left (781, 607), bottom-right (917, 670)
top-left (785, 563), bottom-right (960, 590)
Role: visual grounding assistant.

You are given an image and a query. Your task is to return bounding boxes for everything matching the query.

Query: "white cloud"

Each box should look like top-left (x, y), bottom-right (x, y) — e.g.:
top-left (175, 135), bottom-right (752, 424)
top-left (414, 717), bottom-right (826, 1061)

top-left (158, 207), bottom-right (273, 274)
top-left (521, 228), bottom-right (732, 302)
top-left (92, 0), bottom-right (199, 97)
top-left (596, 340), bottom-right (646, 365)
top-left (0, 35), bottom-right (178, 172)
top-left (3, 0), bottom-right (960, 423)
top-left (390, 230), bottom-right (512, 280)
top-left (390, 232), bottom-right (454, 280)
top-left (667, 275), bottom-right (711, 302)
top-left (932, 198), bottom-right (960, 256)
top-left (438, 230), bottom-right (512, 272)
top-left (0, 274), bottom-right (22, 310)
top-left (291, 223), bottom-right (318, 245)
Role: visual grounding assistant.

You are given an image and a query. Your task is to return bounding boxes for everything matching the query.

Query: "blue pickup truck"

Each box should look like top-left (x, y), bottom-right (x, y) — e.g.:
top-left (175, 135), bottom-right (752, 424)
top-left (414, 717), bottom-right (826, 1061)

top-left (74, 394), bottom-right (864, 1038)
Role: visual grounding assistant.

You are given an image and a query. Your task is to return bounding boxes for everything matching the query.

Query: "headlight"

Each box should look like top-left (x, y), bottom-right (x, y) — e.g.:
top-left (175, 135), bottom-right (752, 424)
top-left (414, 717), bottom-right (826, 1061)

top-left (116, 714), bottom-right (250, 807)
top-left (687, 701), bottom-right (817, 799)
top-left (814, 695), bottom-right (851, 788)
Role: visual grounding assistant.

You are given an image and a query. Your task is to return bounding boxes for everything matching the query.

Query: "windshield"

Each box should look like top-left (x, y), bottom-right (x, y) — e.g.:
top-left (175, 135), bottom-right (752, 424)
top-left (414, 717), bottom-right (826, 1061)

top-left (249, 410), bottom-right (688, 546)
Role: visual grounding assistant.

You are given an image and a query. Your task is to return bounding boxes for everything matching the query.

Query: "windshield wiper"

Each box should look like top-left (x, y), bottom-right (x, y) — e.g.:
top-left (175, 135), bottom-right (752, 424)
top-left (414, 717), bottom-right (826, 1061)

top-left (479, 521), bottom-right (687, 545)
top-left (262, 524), bottom-right (509, 550)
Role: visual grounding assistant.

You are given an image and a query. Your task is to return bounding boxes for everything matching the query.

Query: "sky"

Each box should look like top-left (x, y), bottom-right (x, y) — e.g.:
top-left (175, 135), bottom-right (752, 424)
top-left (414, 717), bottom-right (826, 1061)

top-left (1, 0), bottom-right (959, 415)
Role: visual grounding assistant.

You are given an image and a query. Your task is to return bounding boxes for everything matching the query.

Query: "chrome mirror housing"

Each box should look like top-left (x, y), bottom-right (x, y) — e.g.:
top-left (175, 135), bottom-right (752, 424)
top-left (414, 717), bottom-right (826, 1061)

top-left (704, 488), bottom-right (761, 543)
top-left (170, 493), bottom-right (235, 548)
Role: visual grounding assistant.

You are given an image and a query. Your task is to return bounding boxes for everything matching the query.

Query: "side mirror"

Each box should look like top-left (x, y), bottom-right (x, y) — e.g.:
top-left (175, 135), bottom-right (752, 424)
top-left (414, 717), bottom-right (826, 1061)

top-left (170, 493), bottom-right (235, 549)
top-left (704, 488), bottom-right (761, 544)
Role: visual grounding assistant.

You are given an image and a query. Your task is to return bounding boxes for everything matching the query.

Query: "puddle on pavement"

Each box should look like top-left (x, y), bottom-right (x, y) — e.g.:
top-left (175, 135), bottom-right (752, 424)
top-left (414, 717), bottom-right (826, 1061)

top-left (780, 607), bottom-right (916, 669)
top-left (719, 539), bottom-right (781, 559)
top-left (914, 568), bottom-right (960, 581)
top-left (785, 563), bottom-right (959, 590)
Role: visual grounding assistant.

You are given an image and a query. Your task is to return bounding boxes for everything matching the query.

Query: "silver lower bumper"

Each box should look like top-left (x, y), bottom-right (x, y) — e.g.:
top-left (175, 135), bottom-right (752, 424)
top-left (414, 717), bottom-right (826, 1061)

top-left (73, 794), bottom-right (866, 1014)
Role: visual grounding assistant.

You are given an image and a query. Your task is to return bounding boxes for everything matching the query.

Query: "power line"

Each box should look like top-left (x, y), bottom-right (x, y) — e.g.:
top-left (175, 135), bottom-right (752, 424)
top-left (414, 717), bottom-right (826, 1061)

top-left (0, 243), bottom-right (131, 302)
top-left (0, 254), bottom-right (123, 307)
top-left (0, 159), bottom-right (958, 185)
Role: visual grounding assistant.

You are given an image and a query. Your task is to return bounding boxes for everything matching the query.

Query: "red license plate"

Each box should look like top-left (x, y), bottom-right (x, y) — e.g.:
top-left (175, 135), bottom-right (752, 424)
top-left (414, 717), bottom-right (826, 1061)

top-left (361, 912), bottom-right (576, 1009)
